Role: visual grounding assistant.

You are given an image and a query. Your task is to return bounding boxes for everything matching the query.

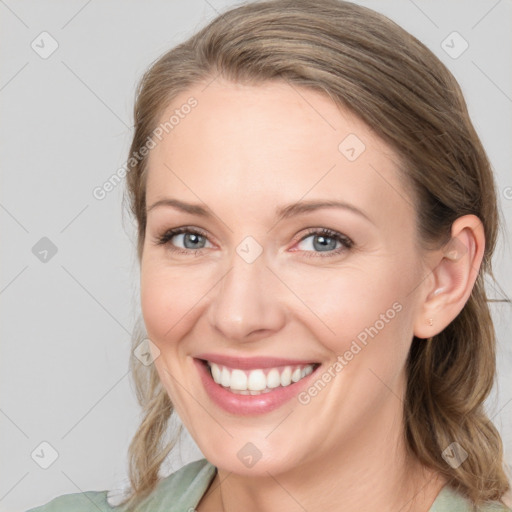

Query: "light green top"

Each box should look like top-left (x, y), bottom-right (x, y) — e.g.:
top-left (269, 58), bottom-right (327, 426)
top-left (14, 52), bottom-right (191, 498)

top-left (26, 458), bottom-right (511, 512)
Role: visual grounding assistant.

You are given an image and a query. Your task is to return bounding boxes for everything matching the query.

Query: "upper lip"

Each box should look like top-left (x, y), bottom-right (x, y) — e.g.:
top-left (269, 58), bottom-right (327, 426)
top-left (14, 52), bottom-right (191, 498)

top-left (195, 353), bottom-right (319, 370)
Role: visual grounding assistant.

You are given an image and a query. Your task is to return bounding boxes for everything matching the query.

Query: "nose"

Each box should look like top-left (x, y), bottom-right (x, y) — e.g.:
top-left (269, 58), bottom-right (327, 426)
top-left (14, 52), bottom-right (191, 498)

top-left (207, 248), bottom-right (286, 343)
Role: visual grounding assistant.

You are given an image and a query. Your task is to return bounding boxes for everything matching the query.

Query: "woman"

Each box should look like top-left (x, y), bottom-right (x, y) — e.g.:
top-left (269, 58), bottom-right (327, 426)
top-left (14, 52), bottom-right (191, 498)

top-left (27, 0), bottom-right (511, 510)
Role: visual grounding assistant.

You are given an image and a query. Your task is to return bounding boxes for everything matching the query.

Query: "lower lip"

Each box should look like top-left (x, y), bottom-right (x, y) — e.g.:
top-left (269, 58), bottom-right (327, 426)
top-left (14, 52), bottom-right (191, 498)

top-left (194, 358), bottom-right (319, 416)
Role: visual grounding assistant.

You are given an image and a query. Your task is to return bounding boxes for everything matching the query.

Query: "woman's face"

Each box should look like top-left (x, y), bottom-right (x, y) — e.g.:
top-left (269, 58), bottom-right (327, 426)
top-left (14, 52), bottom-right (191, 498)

top-left (141, 79), bottom-right (429, 475)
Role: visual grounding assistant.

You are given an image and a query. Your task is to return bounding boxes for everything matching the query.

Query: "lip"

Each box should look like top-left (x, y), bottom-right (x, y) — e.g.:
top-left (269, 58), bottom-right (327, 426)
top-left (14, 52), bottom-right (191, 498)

top-left (195, 352), bottom-right (318, 370)
top-left (194, 357), bottom-right (320, 416)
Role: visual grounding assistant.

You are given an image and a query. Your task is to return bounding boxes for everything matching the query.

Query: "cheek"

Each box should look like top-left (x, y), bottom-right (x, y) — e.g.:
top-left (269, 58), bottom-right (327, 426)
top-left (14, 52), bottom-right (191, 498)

top-left (286, 263), bottom-right (413, 357)
top-left (141, 247), bottom-right (420, 364)
top-left (140, 262), bottom-right (213, 344)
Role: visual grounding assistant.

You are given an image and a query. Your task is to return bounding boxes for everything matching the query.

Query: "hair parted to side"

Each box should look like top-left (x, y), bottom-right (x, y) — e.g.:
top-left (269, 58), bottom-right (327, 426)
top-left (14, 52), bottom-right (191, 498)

top-left (119, 0), bottom-right (510, 509)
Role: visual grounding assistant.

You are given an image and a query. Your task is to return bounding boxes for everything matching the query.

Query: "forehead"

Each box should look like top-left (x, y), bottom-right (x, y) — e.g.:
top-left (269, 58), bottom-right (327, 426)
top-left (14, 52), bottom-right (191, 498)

top-left (145, 79), bottom-right (413, 228)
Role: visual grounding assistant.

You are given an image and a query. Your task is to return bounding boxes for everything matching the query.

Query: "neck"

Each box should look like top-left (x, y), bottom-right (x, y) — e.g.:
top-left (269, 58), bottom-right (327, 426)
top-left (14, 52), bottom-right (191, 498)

top-left (198, 398), bottom-right (447, 512)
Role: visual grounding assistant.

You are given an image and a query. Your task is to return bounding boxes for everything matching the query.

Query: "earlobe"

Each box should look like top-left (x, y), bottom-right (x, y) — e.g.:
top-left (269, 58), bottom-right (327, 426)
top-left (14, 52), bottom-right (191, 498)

top-left (413, 215), bottom-right (485, 340)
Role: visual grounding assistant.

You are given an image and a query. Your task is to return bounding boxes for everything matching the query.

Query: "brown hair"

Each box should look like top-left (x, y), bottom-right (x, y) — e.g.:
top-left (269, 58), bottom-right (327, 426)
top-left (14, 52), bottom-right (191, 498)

top-left (119, 0), bottom-right (510, 509)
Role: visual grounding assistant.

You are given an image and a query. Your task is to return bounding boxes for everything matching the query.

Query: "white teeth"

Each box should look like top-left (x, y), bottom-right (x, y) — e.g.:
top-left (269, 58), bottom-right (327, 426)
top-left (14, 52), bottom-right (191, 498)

top-left (280, 366), bottom-right (292, 387)
top-left (211, 363), bottom-right (221, 383)
top-left (230, 369), bottom-right (247, 391)
top-left (266, 368), bottom-right (281, 388)
top-left (247, 369), bottom-right (266, 391)
top-left (221, 366), bottom-right (230, 387)
top-left (207, 361), bottom-right (316, 394)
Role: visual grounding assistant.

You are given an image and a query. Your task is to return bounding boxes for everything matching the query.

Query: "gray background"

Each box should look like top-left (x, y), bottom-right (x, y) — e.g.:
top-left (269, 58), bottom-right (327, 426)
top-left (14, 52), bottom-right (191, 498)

top-left (1, 1), bottom-right (511, 510)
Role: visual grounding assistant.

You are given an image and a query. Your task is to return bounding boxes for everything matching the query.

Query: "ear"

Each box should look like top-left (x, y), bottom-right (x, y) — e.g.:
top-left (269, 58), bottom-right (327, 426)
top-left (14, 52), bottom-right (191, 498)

top-left (413, 214), bottom-right (485, 339)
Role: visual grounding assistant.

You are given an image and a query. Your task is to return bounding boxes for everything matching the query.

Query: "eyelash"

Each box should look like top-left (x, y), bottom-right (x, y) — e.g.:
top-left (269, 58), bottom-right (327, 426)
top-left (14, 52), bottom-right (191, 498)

top-left (154, 226), bottom-right (354, 258)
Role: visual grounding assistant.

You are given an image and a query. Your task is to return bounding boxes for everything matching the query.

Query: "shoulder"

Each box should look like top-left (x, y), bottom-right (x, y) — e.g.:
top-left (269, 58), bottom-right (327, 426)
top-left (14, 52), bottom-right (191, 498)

top-left (134, 458), bottom-right (217, 511)
top-left (25, 490), bottom-right (112, 512)
top-left (25, 459), bottom-right (217, 512)
top-left (429, 484), bottom-right (512, 512)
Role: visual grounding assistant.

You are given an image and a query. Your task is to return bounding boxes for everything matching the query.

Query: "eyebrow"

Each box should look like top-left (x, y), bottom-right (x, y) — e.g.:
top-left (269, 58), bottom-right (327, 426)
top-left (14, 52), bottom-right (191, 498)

top-left (146, 198), bottom-right (373, 224)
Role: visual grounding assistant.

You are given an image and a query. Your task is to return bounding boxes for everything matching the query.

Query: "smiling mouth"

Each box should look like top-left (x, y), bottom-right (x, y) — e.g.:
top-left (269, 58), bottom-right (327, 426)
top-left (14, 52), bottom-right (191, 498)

top-left (200, 359), bottom-right (321, 395)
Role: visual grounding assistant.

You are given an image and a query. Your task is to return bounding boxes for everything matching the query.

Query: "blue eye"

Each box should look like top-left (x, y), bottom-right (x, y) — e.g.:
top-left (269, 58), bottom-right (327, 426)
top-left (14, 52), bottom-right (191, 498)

top-left (295, 228), bottom-right (353, 258)
top-left (154, 226), bottom-right (353, 258)
top-left (155, 227), bottom-right (212, 255)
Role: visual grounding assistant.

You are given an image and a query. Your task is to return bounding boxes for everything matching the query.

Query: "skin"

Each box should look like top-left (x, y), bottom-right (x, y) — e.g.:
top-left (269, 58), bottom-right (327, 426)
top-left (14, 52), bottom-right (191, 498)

top-left (140, 78), bottom-right (485, 512)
